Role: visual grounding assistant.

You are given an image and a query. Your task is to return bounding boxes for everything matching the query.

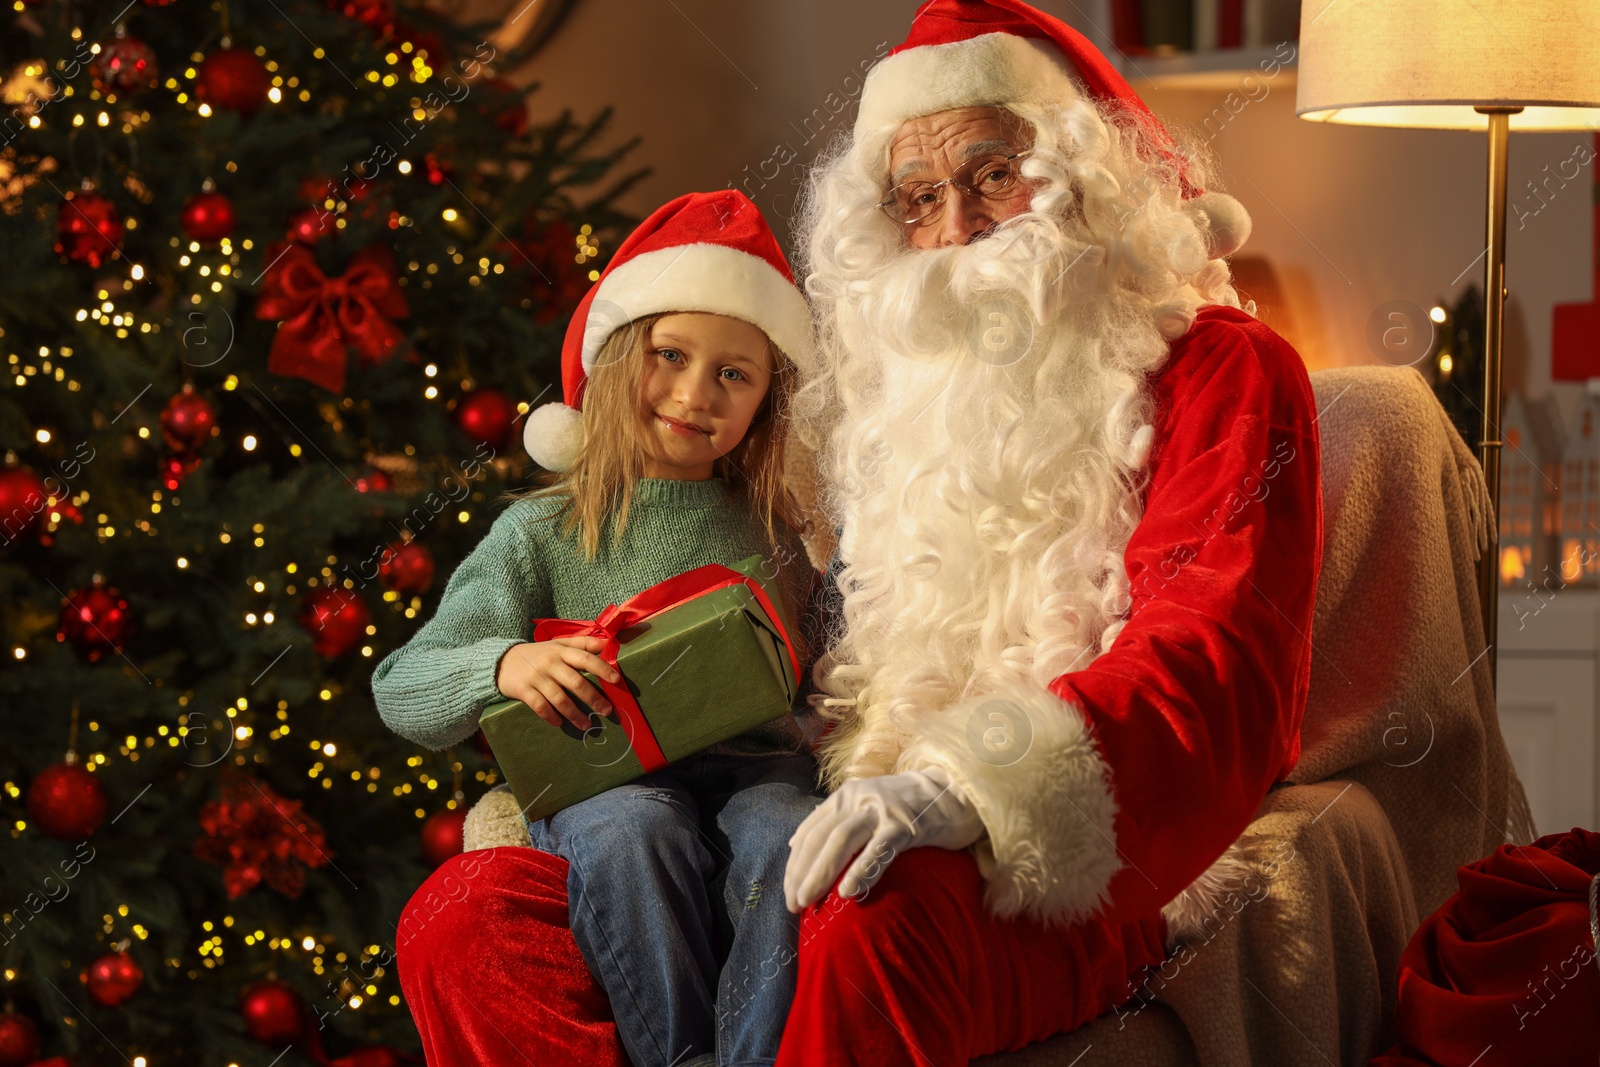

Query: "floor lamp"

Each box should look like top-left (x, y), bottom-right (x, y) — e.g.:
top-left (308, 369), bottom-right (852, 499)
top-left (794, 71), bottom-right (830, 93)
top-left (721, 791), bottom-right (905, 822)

top-left (1295, 1), bottom-right (1600, 689)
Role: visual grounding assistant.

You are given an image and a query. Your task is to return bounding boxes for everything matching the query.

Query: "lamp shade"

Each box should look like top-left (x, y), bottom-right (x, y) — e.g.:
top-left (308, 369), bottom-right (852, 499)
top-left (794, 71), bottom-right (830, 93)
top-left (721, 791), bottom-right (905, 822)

top-left (1296, 0), bottom-right (1600, 130)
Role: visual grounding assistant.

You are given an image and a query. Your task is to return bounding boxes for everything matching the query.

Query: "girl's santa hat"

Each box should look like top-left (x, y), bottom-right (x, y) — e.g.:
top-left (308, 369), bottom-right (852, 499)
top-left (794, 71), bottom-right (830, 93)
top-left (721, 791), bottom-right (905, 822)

top-left (856, 0), bottom-right (1250, 257)
top-left (523, 190), bottom-right (815, 471)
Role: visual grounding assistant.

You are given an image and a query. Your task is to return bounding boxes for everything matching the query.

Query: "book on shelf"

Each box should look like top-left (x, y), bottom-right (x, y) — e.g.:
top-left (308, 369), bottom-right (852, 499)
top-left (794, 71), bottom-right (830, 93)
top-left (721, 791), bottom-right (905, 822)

top-left (1113, 0), bottom-right (1298, 54)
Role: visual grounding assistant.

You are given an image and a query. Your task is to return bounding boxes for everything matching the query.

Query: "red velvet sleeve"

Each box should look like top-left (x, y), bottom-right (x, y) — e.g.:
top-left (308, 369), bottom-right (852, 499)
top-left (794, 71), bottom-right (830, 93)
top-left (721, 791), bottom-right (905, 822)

top-left (1049, 304), bottom-right (1323, 926)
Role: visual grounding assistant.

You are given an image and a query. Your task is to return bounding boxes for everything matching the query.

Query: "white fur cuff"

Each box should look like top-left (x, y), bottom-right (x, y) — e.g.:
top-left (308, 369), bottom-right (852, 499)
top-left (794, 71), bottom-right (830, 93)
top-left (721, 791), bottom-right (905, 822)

top-left (1158, 837), bottom-right (1255, 948)
top-left (894, 683), bottom-right (1120, 927)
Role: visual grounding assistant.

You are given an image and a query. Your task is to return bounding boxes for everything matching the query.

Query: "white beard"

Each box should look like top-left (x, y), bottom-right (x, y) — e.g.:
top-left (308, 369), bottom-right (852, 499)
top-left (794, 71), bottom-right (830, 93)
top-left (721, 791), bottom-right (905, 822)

top-left (811, 209), bottom-right (1180, 786)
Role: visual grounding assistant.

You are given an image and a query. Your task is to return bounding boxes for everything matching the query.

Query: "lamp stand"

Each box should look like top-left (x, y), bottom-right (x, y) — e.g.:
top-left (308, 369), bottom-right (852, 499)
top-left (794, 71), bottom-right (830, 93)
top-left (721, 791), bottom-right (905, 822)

top-left (1476, 106), bottom-right (1520, 692)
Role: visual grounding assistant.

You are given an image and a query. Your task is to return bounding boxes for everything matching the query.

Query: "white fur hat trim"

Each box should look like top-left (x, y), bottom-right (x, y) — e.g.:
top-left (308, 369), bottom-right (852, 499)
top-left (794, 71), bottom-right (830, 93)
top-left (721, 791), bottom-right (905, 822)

top-left (580, 243), bottom-right (816, 378)
top-left (855, 32), bottom-right (1083, 137)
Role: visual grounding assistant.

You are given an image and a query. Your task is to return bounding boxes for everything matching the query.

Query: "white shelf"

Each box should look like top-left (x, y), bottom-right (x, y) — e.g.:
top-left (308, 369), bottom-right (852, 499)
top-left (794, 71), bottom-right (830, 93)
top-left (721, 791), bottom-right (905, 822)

top-left (1115, 46), bottom-right (1298, 91)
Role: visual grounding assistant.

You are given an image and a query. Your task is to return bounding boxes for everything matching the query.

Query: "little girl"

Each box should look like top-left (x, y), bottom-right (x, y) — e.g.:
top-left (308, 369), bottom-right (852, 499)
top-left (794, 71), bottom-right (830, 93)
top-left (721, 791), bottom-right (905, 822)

top-left (372, 191), bottom-right (823, 1067)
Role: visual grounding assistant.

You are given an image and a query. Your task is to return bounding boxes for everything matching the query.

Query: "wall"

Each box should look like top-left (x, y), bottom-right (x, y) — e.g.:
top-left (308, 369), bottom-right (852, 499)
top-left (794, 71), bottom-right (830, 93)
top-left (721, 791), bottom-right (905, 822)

top-left (1146, 65), bottom-right (1594, 432)
top-left (495, 0), bottom-right (1594, 429)
top-left (496, 0), bottom-right (921, 243)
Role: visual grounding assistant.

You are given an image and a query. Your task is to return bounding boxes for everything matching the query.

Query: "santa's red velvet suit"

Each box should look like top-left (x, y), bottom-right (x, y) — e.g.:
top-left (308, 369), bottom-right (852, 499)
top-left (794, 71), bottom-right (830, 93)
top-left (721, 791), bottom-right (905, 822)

top-left (772, 297), bottom-right (1322, 1062)
top-left (395, 303), bottom-right (1323, 1065)
top-left (394, 1), bottom-right (1323, 1063)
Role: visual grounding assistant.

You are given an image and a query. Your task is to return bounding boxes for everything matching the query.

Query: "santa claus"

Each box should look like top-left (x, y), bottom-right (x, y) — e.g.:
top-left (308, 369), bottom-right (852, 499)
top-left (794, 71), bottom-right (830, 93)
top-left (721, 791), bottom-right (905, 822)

top-left (392, 2), bottom-right (1322, 1063)
top-left (770, 0), bottom-right (1322, 1063)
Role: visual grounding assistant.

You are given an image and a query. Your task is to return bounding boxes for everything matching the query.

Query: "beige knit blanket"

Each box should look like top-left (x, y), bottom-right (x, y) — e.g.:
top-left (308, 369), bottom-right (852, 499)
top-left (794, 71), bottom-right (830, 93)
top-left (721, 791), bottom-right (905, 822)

top-left (1288, 364), bottom-right (1538, 910)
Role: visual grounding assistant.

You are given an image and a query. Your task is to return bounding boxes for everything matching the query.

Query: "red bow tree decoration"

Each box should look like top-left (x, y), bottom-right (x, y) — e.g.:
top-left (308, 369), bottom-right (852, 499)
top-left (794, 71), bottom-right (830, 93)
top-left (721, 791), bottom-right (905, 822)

top-left (255, 243), bottom-right (409, 392)
top-left (193, 772), bottom-right (332, 899)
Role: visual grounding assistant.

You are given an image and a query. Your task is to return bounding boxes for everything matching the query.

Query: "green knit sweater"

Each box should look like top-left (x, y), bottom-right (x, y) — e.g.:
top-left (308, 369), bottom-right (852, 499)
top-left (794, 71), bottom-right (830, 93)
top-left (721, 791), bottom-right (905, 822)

top-left (371, 476), bottom-right (819, 756)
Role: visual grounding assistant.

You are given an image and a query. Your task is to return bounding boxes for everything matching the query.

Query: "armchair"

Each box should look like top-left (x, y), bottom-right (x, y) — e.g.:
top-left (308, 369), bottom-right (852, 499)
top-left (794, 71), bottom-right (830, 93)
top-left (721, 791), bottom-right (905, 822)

top-left (454, 363), bottom-right (1537, 1066)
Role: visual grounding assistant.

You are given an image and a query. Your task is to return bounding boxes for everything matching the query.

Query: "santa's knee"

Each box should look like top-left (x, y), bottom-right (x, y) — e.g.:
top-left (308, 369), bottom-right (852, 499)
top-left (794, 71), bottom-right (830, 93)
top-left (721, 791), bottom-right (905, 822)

top-left (395, 850), bottom-right (508, 979)
top-left (871, 845), bottom-right (977, 900)
top-left (797, 848), bottom-right (980, 972)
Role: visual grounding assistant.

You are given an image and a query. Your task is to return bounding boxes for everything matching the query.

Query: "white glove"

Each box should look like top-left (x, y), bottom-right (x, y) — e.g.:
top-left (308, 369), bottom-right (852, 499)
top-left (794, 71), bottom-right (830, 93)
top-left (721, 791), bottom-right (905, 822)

top-left (783, 766), bottom-right (986, 912)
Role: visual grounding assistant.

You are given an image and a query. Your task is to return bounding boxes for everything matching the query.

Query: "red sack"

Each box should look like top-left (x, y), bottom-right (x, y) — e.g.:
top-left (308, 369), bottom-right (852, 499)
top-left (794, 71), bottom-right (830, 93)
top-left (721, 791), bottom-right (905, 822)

top-left (1371, 827), bottom-right (1600, 1066)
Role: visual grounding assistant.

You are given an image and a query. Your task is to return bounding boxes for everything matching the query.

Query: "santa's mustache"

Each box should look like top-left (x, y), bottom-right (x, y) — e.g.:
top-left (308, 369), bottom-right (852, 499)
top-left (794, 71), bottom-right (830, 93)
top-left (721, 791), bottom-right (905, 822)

top-left (846, 210), bottom-right (1106, 366)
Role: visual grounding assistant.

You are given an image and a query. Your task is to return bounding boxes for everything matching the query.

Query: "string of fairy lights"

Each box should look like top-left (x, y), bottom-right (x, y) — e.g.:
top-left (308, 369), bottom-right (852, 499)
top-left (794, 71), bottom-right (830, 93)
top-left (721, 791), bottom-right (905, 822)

top-left (1, 711), bottom-right (499, 1031)
top-left (0, 9), bottom-right (619, 1055)
top-left (4, 705), bottom-right (500, 810)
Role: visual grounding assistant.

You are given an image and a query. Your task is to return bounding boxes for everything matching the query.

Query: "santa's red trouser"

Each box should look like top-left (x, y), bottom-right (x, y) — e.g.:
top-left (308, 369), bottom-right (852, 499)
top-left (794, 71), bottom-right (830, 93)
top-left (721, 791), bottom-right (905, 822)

top-left (397, 846), bottom-right (1169, 1067)
top-left (775, 848), bottom-right (1170, 1066)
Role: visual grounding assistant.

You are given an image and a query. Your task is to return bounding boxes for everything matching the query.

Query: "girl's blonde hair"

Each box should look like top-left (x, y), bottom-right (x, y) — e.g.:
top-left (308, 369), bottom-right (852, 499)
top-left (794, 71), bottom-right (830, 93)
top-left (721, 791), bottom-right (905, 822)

top-left (511, 312), bottom-right (810, 560)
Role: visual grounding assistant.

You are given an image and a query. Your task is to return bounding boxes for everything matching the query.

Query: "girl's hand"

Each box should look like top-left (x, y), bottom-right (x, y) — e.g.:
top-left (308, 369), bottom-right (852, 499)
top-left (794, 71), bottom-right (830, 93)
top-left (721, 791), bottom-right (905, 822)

top-left (495, 637), bottom-right (623, 731)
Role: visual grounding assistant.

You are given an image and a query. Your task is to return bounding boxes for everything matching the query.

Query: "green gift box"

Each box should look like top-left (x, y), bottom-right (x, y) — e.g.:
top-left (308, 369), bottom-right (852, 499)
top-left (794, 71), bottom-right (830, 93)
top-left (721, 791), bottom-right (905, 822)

top-left (480, 554), bottom-right (801, 823)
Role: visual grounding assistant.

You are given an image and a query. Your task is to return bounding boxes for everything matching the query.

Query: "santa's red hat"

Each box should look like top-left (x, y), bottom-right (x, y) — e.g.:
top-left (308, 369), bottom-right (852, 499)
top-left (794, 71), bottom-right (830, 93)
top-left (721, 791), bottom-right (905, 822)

top-left (857, 0), bottom-right (1250, 257)
top-left (523, 190), bottom-right (815, 471)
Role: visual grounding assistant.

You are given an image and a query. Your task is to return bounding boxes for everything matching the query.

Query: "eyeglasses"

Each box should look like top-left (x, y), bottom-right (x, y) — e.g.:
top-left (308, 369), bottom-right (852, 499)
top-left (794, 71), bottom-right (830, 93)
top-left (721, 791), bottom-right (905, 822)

top-left (877, 151), bottom-right (1033, 226)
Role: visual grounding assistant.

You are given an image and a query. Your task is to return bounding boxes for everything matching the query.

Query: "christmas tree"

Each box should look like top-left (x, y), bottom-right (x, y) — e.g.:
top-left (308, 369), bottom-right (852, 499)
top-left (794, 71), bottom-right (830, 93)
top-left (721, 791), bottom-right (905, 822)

top-left (0, 1), bottom-right (641, 1062)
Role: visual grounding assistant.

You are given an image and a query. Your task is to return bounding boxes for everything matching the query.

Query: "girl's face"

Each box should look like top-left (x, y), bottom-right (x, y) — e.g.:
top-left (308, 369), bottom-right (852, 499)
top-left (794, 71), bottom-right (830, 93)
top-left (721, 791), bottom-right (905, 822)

top-left (637, 312), bottom-right (776, 481)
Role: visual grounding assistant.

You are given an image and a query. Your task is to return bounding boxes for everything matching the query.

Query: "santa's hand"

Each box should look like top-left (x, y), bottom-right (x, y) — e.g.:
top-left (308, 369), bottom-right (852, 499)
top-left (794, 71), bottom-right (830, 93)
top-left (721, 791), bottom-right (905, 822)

top-left (783, 766), bottom-right (986, 912)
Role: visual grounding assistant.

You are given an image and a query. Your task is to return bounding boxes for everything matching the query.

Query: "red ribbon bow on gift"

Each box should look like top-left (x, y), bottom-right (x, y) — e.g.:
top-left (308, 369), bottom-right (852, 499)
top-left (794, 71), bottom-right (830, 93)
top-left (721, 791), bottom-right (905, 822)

top-left (531, 563), bottom-right (801, 774)
top-left (256, 243), bottom-right (410, 392)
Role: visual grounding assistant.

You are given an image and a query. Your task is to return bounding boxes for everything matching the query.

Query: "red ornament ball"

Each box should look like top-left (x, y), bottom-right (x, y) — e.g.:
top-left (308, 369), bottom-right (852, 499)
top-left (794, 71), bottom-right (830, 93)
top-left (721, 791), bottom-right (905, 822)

top-left (181, 190), bottom-right (236, 241)
top-left (286, 207), bottom-right (330, 245)
top-left (162, 452), bottom-right (203, 492)
top-left (298, 173), bottom-right (333, 203)
top-left (517, 217), bottom-right (596, 324)
top-left (0, 465), bottom-right (49, 542)
top-left (393, 25), bottom-right (448, 66)
top-left (26, 760), bottom-right (108, 839)
top-left (484, 78), bottom-right (529, 135)
top-left (332, 0), bottom-right (396, 34)
top-left (84, 950), bottom-right (144, 1006)
top-left (454, 388), bottom-right (517, 451)
top-left (55, 192), bottom-right (124, 268)
top-left (240, 979), bottom-right (306, 1044)
top-left (421, 808), bottom-right (467, 867)
top-left (325, 1051), bottom-right (402, 1067)
top-left (37, 498), bottom-right (85, 549)
top-left (196, 46), bottom-right (269, 114)
top-left (299, 587), bottom-right (371, 659)
top-left (91, 34), bottom-right (159, 94)
top-left (422, 151), bottom-right (454, 186)
top-left (379, 540), bottom-right (435, 596)
top-left (159, 387), bottom-right (217, 453)
top-left (353, 468), bottom-right (393, 494)
top-left (0, 1011), bottom-right (39, 1067)
top-left (58, 584), bottom-right (132, 662)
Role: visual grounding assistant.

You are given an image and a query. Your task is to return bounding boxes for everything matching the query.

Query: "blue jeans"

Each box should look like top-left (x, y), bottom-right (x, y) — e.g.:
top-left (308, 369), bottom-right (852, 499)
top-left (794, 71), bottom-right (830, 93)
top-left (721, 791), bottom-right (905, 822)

top-left (527, 752), bottom-right (823, 1067)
